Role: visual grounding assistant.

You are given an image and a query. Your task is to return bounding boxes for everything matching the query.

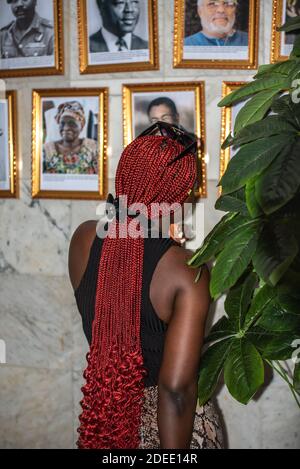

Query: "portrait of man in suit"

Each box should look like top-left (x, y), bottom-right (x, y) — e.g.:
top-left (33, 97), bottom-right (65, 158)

top-left (89, 0), bottom-right (148, 53)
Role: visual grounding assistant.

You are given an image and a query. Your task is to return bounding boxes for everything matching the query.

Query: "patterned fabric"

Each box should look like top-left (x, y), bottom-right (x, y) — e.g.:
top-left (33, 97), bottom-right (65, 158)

top-left (43, 138), bottom-right (98, 174)
top-left (55, 101), bottom-right (86, 129)
top-left (139, 385), bottom-right (224, 449)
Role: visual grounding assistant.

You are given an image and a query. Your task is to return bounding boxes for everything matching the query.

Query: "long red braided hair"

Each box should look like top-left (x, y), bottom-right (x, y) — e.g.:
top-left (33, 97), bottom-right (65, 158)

top-left (77, 135), bottom-right (197, 449)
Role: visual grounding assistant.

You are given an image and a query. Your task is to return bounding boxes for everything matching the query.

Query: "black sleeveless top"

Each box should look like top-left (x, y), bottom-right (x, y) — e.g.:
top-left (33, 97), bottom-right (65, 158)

top-left (74, 234), bottom-right (178, 387)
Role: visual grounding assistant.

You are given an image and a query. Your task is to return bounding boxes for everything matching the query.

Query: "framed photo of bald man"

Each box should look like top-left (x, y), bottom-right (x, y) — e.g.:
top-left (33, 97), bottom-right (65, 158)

top-left (78, 0), bottom-right (159, 74)
top-left (0, 90), bottom-right (19, 197)
top-left (0, 0), bottom-right (64, 78)
top-left (271, 0), bottom-right (300, 62)
top-left (123, 82), bottom-right (207, 197)
top-left (31, 88), bottom-right (108, 200)
top-left (174, 0), bottom-right (259, 69)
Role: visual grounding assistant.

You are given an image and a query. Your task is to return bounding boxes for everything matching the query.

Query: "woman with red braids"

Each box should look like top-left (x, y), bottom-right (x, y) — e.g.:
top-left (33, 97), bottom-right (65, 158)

top-left (68, 124), bottom-right (224, 449)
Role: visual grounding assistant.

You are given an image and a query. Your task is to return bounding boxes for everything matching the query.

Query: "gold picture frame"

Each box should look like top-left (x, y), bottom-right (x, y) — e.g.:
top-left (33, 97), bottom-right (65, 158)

top-left (0, 90), bottom-right (19, 198)
top-left (220, 81), bottom-right (246, 182)
top-left (123, 81), bottom-right (207, 198)
top-left (78, 0), bottom-right (159, 74)
top-left (271, 0), bottom-right (299, 63)
top-left (174, 0), bottom-right (259, 70)
top-left (32, 87), bottom-right (108, 200)
top-left (0, 0), bottom-right (64, 78)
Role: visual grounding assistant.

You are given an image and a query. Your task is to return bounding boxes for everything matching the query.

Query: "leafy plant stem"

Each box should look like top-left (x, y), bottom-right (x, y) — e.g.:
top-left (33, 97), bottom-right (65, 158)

top-left (265, 359), bottom-right (300, 409)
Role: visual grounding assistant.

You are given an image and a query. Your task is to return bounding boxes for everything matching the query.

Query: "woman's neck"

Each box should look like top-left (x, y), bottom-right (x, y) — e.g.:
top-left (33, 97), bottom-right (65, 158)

top-left (57, 138), bottom-right (82, 151)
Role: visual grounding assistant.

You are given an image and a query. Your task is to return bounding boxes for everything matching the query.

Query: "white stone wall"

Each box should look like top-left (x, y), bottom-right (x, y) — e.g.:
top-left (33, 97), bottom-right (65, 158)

top-left (0, 0), bottom-right (299, 449)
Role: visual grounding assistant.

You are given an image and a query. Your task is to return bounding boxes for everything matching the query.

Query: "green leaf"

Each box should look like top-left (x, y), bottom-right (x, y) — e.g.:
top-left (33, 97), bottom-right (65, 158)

top-left (198, 338), bottom-right (233, 406)
top-left (188, 214), bottom-right (252, 268)
top-left (248, 329), bottom-right (300, 360)
top-left (277, 292), bottom-right (300, 315)
top-left (224, 338), bottom-right (264, 405)
top-left (210, 221), bottom-right (260, 299)
top-left (271, 94), bottom-right (300, 128)
top-left (234, 89), bottom-right (280, 135)
top-left (225, 271), bottom-right (258, 331)
top-left (215, 189), bottom-right (249, 216)
top-left (254, 60), bottom-right (300, 79)
top-left (205, 316), bottom-right (236, 344)
top-left (294, 363), bottom-right (300, 395)
top-left (246, 179), bottom-right (263, 218)
top-left (222, 116), bottom-right (297, 149)
top-left (244, 284), bottom-right (277, 331)
top-left (279, 16), bottom-right (300, 33)
top-left (255, 139), bottom-right (300, 214)
top-left (292, 34), bottom-right (300, 57)
top-left (257, 300), bottom-right (300, 333)
top-left (218, 76), bottom-right (289, 108)
top-left (187, 213), bottom-right (236, 267)
top-left (220, 135), bottom-right (289, 195)
top-left (253, 223), bottom-right (299, 286)
top-left (254, 63), bottom-right (280, 79)
top-left (261, 336), bottom-right (299, 360)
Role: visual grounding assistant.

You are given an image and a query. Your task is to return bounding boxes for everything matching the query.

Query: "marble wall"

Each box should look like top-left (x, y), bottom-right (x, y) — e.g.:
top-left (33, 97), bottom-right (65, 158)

top-left (0, 0), bottom-right (299, 449)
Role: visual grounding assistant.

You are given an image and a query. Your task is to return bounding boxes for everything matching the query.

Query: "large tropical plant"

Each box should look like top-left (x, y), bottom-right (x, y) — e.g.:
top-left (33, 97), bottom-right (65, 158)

top-left (190, 17), bottom-right (300, 407)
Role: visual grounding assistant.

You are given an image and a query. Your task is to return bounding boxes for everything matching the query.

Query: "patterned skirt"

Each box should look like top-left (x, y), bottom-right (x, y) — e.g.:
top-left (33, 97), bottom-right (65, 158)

top-left (138, 385), bottom-right (224, 449)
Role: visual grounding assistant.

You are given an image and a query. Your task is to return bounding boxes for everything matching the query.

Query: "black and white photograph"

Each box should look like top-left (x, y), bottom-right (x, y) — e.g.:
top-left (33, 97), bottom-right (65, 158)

top-left (174, 0), bottom-right (259, 69)
top-left (0, 90), bottom-right (18, 197)
top-left (0, 98), bottom-right (9, 190)
top-left (32, 89), bottom-right (108, 199)
top-left (132, 92), bottom-right (197, 138)
top-left (123, 82), bottom-right (207, 196)
top-left (78, 0), bottom-right (159, 73)
top-left (283, 0), bottom-right (300, 49)
top-left (271, 0), bottom-right (300, 61)
top-left (0, 0), bottom-right (63, 77)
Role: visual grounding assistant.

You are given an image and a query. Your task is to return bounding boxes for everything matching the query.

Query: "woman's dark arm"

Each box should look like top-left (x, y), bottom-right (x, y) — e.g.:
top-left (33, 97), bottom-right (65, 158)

top-left (157, 264), bottom-right (211, 449)
top-left (68, 220), bottom-right (97, 291)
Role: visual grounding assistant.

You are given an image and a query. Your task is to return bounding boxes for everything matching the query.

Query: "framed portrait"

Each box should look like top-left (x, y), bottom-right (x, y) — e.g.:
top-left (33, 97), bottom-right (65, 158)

top-left (0, 0), bottom-right (64, 78)
top-left (174, 0), bottom-right (259, 69)
top-left (0, 90), bottom-right (18, 198)
top-left (220, 81), bottom-right (246, 182)
top-left (271, 0), bottom-right (300, 62)
top-left (32, 88), bottom-right (108, 200)
top-left (123, 82), bottom-right (207, 197)
top-left (78, 0), bottom-right (159, 74)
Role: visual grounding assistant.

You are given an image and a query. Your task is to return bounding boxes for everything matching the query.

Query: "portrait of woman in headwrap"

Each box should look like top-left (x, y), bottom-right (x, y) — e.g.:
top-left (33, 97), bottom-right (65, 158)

top-left (43, 101), bottom-right (98, 175)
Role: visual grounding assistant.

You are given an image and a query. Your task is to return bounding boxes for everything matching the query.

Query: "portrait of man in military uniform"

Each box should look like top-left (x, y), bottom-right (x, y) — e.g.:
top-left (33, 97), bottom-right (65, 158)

top-left (0, 0), bottom-right (54, 61)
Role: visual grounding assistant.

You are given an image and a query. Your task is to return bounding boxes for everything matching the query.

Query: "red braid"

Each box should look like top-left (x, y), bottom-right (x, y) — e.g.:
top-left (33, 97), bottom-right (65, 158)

top-left (77, 136), bottom-right (196, 449)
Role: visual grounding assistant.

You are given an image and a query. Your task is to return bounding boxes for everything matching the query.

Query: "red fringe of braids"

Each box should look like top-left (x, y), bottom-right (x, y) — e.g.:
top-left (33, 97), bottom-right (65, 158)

top-left (76, 135), bottom-right (197, 449)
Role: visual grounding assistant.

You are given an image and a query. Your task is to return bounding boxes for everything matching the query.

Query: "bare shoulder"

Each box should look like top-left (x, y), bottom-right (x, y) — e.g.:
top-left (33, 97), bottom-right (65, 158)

top-left (167, 245), bottom-right (211, 322)
top-left (68, 220), bottom-right (98, 291)
top-left (69, 219), bottom-right (98, 252)
top-left (168, 245), bottom-right (210, 291)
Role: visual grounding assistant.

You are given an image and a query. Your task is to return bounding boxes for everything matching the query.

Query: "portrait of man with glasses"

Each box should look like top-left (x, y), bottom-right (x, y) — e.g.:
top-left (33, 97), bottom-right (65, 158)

top-left (184, 0), bottom-right (248, 47)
